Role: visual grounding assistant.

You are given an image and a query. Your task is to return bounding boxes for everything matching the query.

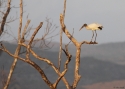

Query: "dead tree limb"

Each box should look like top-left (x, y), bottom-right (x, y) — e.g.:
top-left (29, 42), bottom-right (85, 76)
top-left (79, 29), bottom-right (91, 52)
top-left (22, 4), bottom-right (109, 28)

top-left (20, 43), bottom-right (71, 89)
top-left (26, 22), bottom-right (43, 60)
top-left (54, 45), bottom-right (71, 88)
top-left (18, 0), bottom-right (23, 40)
top-left (0, 0), bottom-right (11, 36)
top-left (0, 44), bottom-right (55, 89)
top-left (58, 0), bottom-right (67, 71)
top-left (29, 22), bottom-right (43, 45)
top-left (60, 13), bottom-right (97, 89)
top-left (22, 20), bottom-right (31, 41)
top-left (0, 41), bottom-right (71, 89)
top-left (3, 0), bottom-right (23, 89)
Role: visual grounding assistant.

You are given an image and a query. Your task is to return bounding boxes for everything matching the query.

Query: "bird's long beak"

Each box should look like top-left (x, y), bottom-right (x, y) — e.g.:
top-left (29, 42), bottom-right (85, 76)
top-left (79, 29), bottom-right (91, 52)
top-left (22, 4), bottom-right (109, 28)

top-left (79, 25), bottom-right (84, 31)
top-left (79, 28), bottom-right (82, 31)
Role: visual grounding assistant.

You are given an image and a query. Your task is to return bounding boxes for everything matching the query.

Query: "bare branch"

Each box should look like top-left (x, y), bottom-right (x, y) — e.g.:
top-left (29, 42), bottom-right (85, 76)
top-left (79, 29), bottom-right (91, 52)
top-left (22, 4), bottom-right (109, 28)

top-left (3, 1), bottom-right (23, 89)
top-left (18, 0), bottom-right (23, 40)
top-left (81, 41), bottom-right (98, 44)
top-left (54, 44), bottom-right (72, 88)
top-left (0, 44), bottom-right (55, 89)
top-left (28, 22), bottom-right (43, 45)
top-left (26, 22), bottom-right (43, 60)
top-left (72, 46), bottom-right (81, 89)
top-left (20, 43), bottom-right (71, 89)
top-left (32, 19), bottom-right (58, 50)
top-left (22, 19), bottom-right (31, 42)
top-left (60, 14), bottom-right (79, 47)
top-left (63, 44), bottom-right (72, 70)
top-left (53, 69), bottom-right (67, 88)
top-left (63, 0), bottom-right (67, 18)
top-left (58, 29), bottom-right (62, 70)
top-left (0, 0), bottom-right (11, 36)
top-left (3, 43), bottom-right (21, 89)
top-left (58, 0), bottom-right (67, 71)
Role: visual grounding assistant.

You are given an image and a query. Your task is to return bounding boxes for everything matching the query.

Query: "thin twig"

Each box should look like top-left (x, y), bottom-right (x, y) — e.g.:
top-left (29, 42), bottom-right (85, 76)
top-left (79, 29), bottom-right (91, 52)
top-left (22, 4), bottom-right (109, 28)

top-left (63, 0), bottom-right (66, 18)
top-left (22, 19), bottom-right (31, 41)
top-left (58, 0), bottom-right (67, 71)
top-left (18, 0), bottom-right (23, 40)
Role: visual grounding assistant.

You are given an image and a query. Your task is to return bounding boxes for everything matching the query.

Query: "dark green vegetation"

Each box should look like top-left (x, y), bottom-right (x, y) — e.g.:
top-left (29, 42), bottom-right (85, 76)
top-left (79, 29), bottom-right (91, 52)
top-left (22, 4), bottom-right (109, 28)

top-left (0, 41), bottom-right (125, 89)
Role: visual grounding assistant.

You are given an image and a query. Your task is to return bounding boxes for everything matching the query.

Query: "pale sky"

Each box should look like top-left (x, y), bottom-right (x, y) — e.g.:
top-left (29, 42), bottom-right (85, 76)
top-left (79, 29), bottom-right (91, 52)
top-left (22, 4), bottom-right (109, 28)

top-left (4, 0), bottom-right (125, 44)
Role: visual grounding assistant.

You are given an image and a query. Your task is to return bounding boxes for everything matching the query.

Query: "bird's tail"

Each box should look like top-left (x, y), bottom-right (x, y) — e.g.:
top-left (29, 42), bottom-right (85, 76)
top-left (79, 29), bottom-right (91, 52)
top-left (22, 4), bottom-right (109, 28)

top-left (98, 27), bottom-right (102, 30)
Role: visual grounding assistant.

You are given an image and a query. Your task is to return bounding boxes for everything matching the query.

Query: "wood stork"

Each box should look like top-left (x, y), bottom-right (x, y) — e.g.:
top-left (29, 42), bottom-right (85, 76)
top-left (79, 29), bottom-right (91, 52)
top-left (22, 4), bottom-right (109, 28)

top-left (79, 23), bottom-right (103, 43)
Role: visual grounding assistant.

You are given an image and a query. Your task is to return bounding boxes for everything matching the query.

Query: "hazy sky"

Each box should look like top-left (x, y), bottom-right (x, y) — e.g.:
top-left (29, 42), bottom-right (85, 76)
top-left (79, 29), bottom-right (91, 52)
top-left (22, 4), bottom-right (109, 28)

top-left (5, 0), bottom-right (125, 44)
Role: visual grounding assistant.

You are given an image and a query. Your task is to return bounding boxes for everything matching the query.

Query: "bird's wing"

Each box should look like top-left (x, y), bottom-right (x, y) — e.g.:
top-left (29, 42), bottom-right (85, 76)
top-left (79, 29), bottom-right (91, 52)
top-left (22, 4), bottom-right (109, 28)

top-left (88, 23), bottom-right (99, 28)
top-left (90, 23), bottom-right (103, 28)
top-left (95, 23), bottom-right (103, 27)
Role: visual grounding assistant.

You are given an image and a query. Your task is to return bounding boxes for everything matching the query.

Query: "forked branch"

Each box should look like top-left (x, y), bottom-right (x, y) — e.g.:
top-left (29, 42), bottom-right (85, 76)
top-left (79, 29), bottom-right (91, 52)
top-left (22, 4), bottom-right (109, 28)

top-left (20, 43), bottom-right (71, 89)
top-left (54, 44), bottom-right (72, 88)
top-left (26, 22), bottom-right (43, 60)
top-left (0, 44), bottom-right (55, 89)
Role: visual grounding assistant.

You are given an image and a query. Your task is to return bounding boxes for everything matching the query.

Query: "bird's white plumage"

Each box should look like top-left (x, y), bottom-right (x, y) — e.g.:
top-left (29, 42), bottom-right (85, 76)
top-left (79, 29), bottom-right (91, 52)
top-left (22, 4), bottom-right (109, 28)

top-left (79, 23), bottom-right (103, 42)
top-left (85, 23), bottom-right (103, 30)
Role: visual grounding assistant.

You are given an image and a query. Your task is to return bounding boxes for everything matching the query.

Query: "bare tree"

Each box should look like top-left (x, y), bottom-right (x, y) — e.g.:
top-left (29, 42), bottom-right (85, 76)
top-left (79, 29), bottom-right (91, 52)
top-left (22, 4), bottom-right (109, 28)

top-left (0, 0), bottom-right (97, 89)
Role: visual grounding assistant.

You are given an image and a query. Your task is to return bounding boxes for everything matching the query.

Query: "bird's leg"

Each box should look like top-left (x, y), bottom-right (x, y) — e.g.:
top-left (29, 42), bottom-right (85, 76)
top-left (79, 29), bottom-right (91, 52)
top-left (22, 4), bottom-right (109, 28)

top-left (90, 31), bottom-right (94, 43)
top-left (94, 30), bottom-right (97, 43)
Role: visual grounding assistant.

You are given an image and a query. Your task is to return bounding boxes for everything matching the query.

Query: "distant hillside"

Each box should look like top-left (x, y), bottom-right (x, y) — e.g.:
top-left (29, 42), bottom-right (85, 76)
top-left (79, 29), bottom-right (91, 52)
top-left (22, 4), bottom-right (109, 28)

top-left (0, 42), bottom-right (125, 89)
top-left (8, 41), bottom-right (125, 65)
top-left (43, 41), bottom-right (125, 65)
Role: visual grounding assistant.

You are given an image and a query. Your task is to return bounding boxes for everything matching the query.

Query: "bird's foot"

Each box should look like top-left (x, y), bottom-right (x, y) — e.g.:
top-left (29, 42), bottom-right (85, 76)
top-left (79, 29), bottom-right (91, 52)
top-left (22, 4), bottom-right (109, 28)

top-left (90, 41), bottom-right (93, 44)
top-left (93, 41), bottom-right (98, 44)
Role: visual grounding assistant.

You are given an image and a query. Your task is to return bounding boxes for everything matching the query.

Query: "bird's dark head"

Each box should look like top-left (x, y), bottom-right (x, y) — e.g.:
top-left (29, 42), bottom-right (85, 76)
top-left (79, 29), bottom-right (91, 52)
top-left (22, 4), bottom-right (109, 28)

top-left (83, 23), bottom-right (87, 27)
top-left (79, 23), bottom-right (87, 31)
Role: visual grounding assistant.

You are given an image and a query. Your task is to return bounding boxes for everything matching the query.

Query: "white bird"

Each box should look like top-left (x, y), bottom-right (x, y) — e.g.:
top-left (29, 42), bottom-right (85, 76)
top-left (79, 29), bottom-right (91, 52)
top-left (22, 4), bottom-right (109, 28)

top-left (79, 23), bottom-right (103, 43)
